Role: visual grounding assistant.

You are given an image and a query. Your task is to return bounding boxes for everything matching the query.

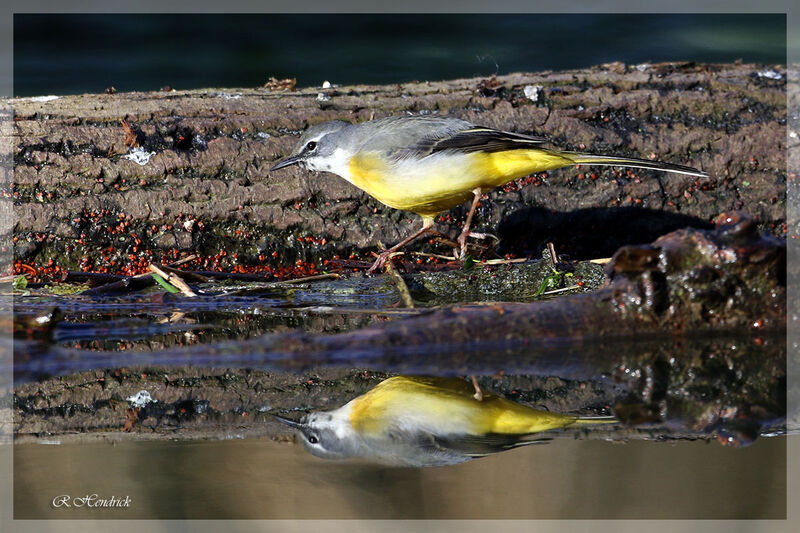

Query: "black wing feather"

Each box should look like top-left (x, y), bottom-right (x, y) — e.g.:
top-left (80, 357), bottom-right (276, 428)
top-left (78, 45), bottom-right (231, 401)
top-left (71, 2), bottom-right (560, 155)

top-left (417, 128), bottom-right (549, 155)
top-left (432, 433), bottom-right (553, 457)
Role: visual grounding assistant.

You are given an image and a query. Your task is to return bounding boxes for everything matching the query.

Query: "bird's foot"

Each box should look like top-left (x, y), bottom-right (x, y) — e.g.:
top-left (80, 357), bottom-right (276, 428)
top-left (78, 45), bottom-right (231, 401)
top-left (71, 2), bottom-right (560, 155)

top-left (366, 251), bottom-right (393, 274)
top-left (456, 231), bottom-right (470, 260)
top-left (471, 375), bottom-right (483, 402)
top-left (455, 231), bottom-right (500, 260)
top-left (468, 231), bottom-right (499, 242)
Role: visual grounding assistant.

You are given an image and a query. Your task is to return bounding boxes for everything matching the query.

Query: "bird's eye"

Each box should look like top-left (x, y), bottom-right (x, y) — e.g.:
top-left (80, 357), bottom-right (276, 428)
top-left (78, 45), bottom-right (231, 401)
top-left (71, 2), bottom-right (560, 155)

top-left (305, 141), bottom-right (317, 152)
top-left (307, 435), bottom-right (319, 444)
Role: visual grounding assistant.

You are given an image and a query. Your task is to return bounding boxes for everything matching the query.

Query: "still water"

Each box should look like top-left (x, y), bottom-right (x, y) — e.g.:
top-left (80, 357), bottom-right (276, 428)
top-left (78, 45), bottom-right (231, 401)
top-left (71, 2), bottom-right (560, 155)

top-left (11, 264), bottom-right (789, 518)
top-left (13, 14), bottom-right (787, 96)
top-left (14, 436), bottom-right (786, 519)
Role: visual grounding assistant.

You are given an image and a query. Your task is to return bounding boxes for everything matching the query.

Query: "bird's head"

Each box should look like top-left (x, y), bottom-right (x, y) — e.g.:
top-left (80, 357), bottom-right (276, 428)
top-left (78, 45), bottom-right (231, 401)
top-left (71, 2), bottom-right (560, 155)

top-left (269, 120), bottom-right (351, 174)
top-left (273, 410), bottom-right (360, 460)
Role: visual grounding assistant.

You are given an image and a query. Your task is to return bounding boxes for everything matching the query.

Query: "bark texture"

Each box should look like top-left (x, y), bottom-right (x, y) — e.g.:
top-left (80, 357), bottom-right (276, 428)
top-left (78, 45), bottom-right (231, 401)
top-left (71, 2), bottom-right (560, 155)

top-left (9, 61), bottom-right (787, 273)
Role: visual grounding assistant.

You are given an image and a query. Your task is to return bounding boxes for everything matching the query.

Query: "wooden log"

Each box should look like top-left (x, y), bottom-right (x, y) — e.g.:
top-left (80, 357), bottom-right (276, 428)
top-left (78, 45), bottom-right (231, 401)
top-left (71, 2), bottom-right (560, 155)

top-left (10, 211), bottom-right (787, 442)
top-left (8, 62), bottom-right (786, 275)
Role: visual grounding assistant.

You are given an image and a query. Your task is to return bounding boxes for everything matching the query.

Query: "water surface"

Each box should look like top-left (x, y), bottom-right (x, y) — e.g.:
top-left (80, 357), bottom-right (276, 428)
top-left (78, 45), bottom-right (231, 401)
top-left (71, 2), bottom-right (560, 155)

top-left (14, 436), bottom-right (787, 519)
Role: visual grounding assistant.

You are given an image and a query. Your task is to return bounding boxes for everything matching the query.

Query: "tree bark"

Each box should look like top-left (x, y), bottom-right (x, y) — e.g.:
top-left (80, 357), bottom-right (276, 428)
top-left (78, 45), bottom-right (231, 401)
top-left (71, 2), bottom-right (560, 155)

top-left (9, 61), bottom-right (786, 274)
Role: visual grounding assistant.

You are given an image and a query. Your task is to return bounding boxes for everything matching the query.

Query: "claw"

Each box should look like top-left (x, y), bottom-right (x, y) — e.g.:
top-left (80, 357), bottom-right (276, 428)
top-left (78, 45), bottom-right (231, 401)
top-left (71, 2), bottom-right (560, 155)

top-left (456, 230), bottom-right (470, 260)
top-left (366, 251), bottom-right (391, 274)
top-left (365, 221), bottom-right (435, 274)
top-left (471, 375), bottom-right (483, 401)
top-left (455, 187), bottom-right (483, 261)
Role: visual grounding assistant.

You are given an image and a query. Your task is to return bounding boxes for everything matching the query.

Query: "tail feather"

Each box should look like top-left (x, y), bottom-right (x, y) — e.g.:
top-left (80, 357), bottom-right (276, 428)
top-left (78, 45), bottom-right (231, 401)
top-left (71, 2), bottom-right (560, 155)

top-left (560, 151), bottom-right (707, 178)
top-left (573, 415), bottom-right (617, 425)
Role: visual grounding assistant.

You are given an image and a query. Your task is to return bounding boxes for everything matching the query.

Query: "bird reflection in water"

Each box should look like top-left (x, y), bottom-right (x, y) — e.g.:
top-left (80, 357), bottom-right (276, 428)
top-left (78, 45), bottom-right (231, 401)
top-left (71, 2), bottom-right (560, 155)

top-left (275, 375), bottom-right (615, 467)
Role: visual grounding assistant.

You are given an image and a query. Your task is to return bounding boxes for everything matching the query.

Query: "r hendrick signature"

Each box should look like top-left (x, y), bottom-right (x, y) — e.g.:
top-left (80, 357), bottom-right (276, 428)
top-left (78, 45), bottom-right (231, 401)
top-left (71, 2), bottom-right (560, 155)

top-left (52, 494), bottom-right (131, 508)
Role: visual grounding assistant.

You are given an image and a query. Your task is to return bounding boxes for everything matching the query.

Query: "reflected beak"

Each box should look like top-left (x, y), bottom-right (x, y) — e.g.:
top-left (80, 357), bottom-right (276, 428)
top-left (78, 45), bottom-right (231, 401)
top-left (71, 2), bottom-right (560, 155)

top-left (272, 414), bottom-right (306, 429)
top-left (270, 155), bottom-right (303, 171)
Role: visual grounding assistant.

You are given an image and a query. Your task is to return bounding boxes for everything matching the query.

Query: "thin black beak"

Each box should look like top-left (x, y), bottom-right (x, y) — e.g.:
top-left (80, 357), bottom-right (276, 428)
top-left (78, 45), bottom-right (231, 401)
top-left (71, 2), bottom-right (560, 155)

top-left (272, 414), bottom-right (305, 429)
top-left (270, 155), bottom-right (302, 171)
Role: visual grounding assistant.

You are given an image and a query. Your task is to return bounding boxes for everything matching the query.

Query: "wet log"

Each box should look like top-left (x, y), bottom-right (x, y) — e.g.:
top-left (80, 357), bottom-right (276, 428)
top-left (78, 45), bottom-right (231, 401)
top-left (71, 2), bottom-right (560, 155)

top-left (12, 335), bottom-right (785, 446)
top-left (10, 211), bottom-right (787, 444)
top-left (206, 211), bottom-right (787, 357)
top-left (9, 61), bottom-right (787, 275)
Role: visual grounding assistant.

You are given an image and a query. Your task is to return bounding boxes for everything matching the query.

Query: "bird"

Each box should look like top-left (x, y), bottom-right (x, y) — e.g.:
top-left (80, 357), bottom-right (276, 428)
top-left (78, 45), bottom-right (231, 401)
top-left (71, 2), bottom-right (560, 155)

top-left (270, 115), bottom-right (707, 273)
top-left (273, 375), bottom-right (615, 467)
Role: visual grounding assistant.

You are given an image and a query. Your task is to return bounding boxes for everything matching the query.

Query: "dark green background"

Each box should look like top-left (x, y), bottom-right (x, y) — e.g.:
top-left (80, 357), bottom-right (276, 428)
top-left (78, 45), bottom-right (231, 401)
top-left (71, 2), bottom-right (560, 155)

top-left (14, 14), bottom-right (786, 96)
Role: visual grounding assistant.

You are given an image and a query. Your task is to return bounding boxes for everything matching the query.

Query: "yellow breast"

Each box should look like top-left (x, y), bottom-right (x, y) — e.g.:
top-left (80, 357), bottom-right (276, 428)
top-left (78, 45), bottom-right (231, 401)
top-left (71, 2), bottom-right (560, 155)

top-left (346, 150), bottom-right (574, 218)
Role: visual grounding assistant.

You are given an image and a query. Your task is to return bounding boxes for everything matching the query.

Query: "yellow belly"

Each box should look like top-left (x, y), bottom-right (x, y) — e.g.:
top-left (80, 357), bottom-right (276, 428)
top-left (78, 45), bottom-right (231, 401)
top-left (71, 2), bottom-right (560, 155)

top-left (348, 376), bottom-right (577, 438)
top-left (347, 150), bottom-right (574, 218)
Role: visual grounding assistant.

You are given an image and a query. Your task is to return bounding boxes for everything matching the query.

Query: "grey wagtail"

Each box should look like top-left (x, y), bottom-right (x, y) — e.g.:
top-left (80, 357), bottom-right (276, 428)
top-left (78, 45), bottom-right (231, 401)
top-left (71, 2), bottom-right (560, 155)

top-left (270, 115), bottom-right (707, 273)
top-left (274, 375), bottom-right (615, 467)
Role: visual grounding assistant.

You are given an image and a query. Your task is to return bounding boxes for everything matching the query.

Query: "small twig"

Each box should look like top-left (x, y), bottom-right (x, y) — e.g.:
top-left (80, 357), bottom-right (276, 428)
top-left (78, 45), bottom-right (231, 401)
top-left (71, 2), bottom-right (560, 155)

top-left (126, 254), bottom-right (199, 280)
top-left (408, 253), bottom-right (529, 265)
top-left (156, 254), bottom-right (198, 271)
top-left (170, 254), bottom-right (198, 266)
top-left (409, 251), bottom-right (457, 261)
top-left (79, 255), bottom-right (201, 296)
top-left (590, 257), bottom-right (612, 264)
top-left (480, 257), bottom-right (528, 265)
top-left (384, 259), bottom-right (415, 309)
top-left (279, 273), bottom-right (341, 285)
top-left (158, 263), bottom-right (210, 283)
top-left (426, 229), bottom-right (459, 248)
top-left (149, 264), bottom-right (197, 297)
top-left (541, 284), bottom-right (581, 296)
top-left (288, 306), bottom-right (424, 315)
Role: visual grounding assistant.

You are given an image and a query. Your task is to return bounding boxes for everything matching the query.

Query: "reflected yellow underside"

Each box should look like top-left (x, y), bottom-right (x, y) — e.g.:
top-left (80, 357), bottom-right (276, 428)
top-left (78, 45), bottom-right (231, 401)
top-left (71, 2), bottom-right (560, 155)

top-left (348, 376), bottom-right (577, 438)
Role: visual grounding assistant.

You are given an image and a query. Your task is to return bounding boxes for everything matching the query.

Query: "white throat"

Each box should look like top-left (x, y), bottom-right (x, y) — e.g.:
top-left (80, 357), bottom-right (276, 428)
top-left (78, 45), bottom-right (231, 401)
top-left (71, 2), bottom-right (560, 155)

top-left (309, 403), bottom-right (355, 440)
top-left (305, 148), bottom-right (353, 181)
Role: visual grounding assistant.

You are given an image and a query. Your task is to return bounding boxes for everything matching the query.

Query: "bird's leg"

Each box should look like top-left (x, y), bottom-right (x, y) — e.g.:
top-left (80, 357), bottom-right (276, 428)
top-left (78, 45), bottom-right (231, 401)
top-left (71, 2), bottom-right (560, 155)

top-left (456, 188), bottom-right (483, 260)
top-left (464, 232), bottom-right (500, 242)
top-left (471, 375), bottom-right (483, 402)
top-left (367, 218), bottom-right (434, 274)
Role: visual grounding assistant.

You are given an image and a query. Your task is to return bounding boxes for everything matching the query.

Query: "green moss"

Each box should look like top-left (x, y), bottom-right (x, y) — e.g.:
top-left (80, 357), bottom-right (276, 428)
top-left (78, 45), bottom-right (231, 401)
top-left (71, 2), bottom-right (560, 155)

top-left (41, 283), bottom-right (90, 295)
top-left (406, 260), bottom-right (605, 305)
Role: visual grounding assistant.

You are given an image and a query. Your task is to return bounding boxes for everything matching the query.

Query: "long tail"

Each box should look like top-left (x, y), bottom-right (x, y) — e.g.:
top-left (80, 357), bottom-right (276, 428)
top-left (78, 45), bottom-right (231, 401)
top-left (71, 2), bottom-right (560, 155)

top-left (559, 151), bottom-right (707, 178)
top-left (572, 415), bottom-right (617, 425)
top-left (502, 415), bottom-right (617, 452)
